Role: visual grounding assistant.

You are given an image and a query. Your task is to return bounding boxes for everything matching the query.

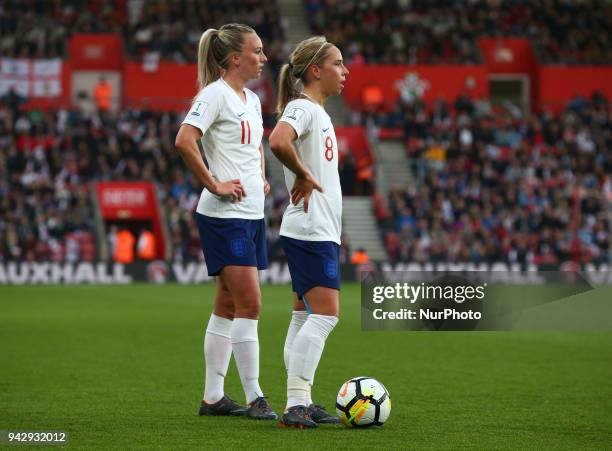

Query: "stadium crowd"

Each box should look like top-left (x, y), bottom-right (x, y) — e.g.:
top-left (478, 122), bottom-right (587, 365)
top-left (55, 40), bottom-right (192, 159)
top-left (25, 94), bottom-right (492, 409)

top-left (2, 88), bottom-right (609, 264)
top-left (0, 96), bottom-right (357, 263)
top-left (0, 102), bottom-right (212, 262)
top-left (305, 0), bottom-right (612, 65)
top-left (0, 0), bottom-right (287, 72)
top-left (4, 1), bottom-right (611, 66)
top-left (1, 1), bottom-right (610, 265)
top-left (368, 92), bottom-right (611, 264)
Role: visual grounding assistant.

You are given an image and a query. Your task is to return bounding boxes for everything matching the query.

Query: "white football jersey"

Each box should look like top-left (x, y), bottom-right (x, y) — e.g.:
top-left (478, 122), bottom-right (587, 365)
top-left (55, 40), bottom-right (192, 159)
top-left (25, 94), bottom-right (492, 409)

top-left (278, 98), bottom-right (342, 244)
top-left (182, 78), bottom-right (264, 219)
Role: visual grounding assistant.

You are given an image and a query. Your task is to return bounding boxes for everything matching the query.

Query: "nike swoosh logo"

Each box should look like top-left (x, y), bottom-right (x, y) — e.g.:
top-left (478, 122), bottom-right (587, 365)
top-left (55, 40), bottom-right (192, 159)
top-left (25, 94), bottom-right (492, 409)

top-left (238, 112), bottom-right (245, 117)
top-left (322, 127), bottom-right (329, 132)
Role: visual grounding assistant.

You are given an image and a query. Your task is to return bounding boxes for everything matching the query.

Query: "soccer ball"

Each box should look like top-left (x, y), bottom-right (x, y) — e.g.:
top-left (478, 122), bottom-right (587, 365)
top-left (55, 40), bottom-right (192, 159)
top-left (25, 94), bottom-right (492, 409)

top-left (335, 377), bottom-right (391, 427)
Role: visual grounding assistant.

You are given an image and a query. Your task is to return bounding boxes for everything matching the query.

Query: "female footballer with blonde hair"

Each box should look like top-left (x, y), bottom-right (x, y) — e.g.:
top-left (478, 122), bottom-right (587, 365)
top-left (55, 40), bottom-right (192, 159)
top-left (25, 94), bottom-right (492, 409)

top-left (175, 23), bottom-right (276, 420)
top-left (269, 36), bottom-right (349, 428)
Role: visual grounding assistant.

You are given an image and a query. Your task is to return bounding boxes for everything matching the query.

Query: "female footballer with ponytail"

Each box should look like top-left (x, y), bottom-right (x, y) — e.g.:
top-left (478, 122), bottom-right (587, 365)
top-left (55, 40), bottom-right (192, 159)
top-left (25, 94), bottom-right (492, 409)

top-left (269, 36), bottom-right (349, 428)
top-left (175, 23), bottom-right (276, 421)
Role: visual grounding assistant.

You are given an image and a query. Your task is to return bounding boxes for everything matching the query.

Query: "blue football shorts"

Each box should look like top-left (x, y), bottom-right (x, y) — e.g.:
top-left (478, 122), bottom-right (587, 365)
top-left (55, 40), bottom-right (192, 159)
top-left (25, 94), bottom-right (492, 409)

top-left (280, 235), bottom-right (340, 301)
top-left (196, 213), bottom-right (268, 277)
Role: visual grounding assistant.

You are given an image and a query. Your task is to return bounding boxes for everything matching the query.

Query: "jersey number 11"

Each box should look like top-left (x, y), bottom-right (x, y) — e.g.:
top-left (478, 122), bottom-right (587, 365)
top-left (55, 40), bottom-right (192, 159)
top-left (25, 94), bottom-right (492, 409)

top-left (241, 121), bottom-right (251, 145)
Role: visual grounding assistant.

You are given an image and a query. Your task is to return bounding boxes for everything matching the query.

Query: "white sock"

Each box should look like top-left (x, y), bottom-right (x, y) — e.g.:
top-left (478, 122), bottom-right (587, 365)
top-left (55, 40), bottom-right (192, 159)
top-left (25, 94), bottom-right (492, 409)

top-left (283, 310), bottom-right (308, 372)
top-left (203, 314), bottom-right (233, 404)
top-left (283, 310), bottom-right (310, 405)
top-left (286, 314), bottom-right (338, 410)
top-left (231, 318), bottom-right (264, 404)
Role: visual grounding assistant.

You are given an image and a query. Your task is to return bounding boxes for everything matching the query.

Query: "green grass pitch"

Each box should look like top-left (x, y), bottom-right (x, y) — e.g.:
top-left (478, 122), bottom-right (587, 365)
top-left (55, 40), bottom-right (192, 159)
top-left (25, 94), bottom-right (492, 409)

top-left (1, 283), bottom-right (611, 449)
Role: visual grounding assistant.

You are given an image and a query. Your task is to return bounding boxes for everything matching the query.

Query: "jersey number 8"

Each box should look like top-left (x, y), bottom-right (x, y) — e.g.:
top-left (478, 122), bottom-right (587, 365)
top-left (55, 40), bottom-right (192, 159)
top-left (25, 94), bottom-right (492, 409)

top-left (324, 136), bottom-right (334, 161)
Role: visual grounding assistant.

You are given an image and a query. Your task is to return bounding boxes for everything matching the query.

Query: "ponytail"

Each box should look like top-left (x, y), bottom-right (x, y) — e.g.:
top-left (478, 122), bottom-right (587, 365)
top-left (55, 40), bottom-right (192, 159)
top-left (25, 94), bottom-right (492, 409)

top-left (197, 29), bottom-right (221, 91)
top-left (276, 63), bottom-right (301, 118)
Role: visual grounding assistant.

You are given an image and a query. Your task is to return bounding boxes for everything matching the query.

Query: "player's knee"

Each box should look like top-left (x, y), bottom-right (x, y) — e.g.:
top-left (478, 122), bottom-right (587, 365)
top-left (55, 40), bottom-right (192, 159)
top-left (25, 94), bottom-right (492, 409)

top-left (242, 301), bottom-right (261, 318)
top-left (234, 294), bottom-right (261, 318)
top-left (214, 292), bottom-right (235, 318)
top-left (329, 298), bottom-right (340, 317)
top-left (311, 303), bottom-right (339, 317)
top-left (322, 304), bottom-right (339, 317)
top-left (215, 304), bottom-right (234, 319)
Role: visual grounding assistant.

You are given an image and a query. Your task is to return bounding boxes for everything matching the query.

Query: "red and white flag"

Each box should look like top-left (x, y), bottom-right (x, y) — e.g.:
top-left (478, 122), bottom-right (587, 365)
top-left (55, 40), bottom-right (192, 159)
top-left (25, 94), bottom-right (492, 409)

top-left (0, 58), bottom-right (62, 98)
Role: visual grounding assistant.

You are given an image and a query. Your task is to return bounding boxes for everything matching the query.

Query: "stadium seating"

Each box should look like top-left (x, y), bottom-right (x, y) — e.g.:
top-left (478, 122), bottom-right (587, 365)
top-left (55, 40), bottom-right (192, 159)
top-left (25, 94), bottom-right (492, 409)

top-left (369, 92), bottom-right (610, 264)
top-left (304, 0), bottom-right (612, 65)
top-left (0, 1), bottom-right (610, 264)
top-left (1, 0), bottom-right (286, 67)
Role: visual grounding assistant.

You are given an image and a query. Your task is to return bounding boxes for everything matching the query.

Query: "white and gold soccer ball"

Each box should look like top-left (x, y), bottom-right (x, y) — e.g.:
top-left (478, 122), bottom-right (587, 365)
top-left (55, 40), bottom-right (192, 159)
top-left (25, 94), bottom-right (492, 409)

top-left (335, 377), bottom-right (391, 427)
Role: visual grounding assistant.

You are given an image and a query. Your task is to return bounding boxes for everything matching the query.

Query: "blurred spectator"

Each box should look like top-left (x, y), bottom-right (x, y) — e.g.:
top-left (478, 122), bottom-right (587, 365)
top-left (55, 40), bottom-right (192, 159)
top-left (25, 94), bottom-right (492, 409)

top-left (93, 76), bottom-right (112, 112)
top-left (114, 227), bottom-right (135, 263)
top-left (339, 153), bottom-right (357, 195)
top-left (2, 87), bottom-right (26, 118)
top-left (137, 228), bottom-right (156, 260)
top-left (350, 247), bottom-right (370, 264)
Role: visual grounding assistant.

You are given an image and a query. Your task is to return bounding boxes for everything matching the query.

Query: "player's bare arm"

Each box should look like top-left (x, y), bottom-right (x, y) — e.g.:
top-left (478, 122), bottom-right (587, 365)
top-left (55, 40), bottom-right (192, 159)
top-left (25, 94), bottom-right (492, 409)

top-left (269, 122), bottom-right (323, 212)
top-left (175, 124), bottom-right (246, 201)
